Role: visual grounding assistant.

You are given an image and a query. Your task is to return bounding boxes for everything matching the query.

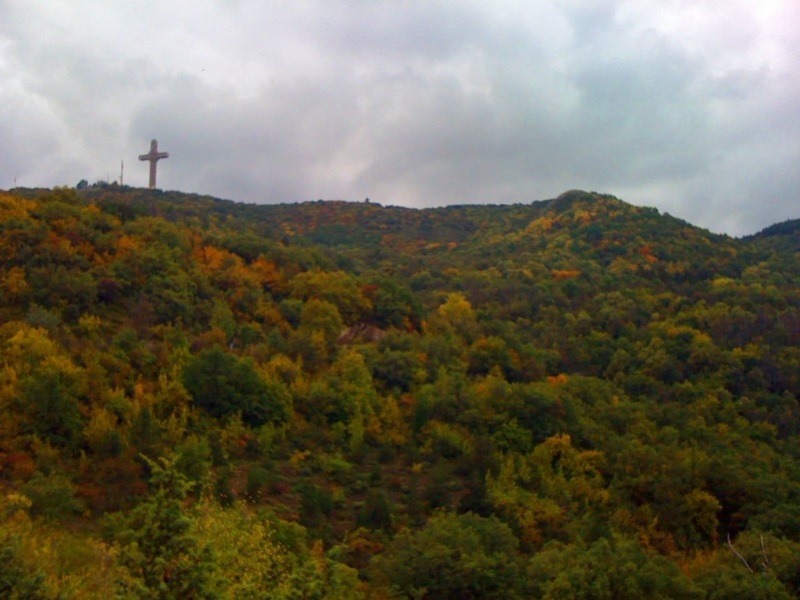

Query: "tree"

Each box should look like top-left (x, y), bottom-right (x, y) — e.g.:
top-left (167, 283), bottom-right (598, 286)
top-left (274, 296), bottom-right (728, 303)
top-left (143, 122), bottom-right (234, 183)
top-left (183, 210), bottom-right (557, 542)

top-left (526, 535), bottom-right (701, 599)
top-left (182, 347), bottom-right (290, 427)
top-left (22, 471), bottom-right (83, 521)
top-left (0, 532), bottom-right (50, 599)
top-left (363, 277), bottom-right (423, 330)
top-left (687, 531), bottom-right (800, 599)
top-left (1, 324), bottom-right (86, 448)
top-left (19, 369), bottom-right (84, 448)
top-left (358, 489), bottom-right (393, 532)
top-left (370, 511), bottom-right (522, 599)
top-left (115, 456), bottom-right (220, 598)
top-left (174, 436), bottom-right (213, 492)
top-left (289, 270), bottom-right (368, 325)
top-left (431, 292), bottom-right (478, 341)
top-left (486, 434), bottom-right (609, 549)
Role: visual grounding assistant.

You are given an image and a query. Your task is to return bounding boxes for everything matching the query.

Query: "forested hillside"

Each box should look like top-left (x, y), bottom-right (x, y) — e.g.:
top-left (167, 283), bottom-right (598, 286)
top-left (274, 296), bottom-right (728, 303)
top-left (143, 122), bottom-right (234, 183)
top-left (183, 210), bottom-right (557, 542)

top-left (1, 187), bottom-right (799, 598)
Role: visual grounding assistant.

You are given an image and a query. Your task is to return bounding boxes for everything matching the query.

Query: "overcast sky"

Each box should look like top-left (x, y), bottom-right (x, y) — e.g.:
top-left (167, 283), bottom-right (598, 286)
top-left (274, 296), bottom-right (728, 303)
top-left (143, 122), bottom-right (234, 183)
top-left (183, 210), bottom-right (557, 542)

top-left (1, 1), bottom-right (798, 236)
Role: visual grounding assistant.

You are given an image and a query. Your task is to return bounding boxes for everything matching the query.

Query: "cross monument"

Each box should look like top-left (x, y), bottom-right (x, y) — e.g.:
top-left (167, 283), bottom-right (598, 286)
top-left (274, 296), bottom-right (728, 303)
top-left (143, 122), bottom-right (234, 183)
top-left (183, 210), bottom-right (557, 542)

top-left (138, 139), bottom-right (169, 189)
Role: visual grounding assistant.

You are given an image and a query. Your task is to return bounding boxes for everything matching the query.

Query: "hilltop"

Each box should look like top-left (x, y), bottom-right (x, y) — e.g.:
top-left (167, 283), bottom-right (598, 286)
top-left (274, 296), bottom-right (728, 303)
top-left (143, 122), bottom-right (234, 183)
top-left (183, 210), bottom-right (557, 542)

top-left (0, 186), bottom-right (799, 598)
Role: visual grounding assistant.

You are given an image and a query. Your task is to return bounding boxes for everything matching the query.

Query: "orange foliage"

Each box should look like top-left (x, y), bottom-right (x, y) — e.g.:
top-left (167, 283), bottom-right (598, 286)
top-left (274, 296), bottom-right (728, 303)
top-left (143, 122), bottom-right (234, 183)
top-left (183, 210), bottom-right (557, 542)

top-left (399, 394), bottom-right (416, 408)
top-left (250, 256), bottom-right (286, 291)
top-left (192, 327), bottom-right (229, 351)
top-left (638, 245), bottom-right (658, 263)
top-left (2, 267), bottom-right (30, 297)
top-left (1, 451), bottom-right (36, 480)
top-left (551, 269), bottom-right (580, 279)
top-left (0, 193), bottom-right (33, 219)
top-left (194, 245), bottom-right (235, 271)
top-left (116, 234), bottom-right (140, 255)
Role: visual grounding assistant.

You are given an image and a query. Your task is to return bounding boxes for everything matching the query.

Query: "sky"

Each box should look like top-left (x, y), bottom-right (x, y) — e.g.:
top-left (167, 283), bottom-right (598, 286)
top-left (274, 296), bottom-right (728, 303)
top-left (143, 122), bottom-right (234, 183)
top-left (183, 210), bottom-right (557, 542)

top-left (1, 1), bottom-right (798, 236)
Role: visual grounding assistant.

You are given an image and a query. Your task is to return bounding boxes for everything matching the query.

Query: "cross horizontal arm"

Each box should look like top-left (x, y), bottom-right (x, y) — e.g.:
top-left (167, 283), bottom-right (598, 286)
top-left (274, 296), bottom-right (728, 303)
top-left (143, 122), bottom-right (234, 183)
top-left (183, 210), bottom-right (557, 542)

top-left (139, 151), bottom-right (169, 161)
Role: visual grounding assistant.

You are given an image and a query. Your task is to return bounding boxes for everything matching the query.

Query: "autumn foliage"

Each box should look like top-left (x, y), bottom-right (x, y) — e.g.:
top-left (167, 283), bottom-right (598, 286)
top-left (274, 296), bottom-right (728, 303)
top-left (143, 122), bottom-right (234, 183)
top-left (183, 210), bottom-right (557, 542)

top-left (1, 187), bottom-right (799, 598)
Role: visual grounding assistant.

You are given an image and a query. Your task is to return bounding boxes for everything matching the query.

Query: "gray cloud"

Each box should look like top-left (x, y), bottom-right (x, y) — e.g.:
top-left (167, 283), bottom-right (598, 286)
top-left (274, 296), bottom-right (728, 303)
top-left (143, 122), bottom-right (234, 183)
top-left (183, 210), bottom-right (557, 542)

top-left (1, 0), bottom-right (797, 235)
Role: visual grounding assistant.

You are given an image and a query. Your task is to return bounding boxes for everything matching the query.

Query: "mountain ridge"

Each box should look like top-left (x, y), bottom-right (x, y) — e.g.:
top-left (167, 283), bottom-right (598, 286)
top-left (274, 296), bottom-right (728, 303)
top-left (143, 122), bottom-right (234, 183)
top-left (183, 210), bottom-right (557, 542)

top-left (11, 183), bottom-right (789, 239)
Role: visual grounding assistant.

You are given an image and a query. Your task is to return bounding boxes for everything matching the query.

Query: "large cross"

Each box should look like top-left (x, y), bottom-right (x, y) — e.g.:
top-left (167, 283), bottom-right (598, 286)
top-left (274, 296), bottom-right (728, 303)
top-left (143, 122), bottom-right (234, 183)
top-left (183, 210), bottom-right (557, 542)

top-left (138, 139), bottom-right (169, 189)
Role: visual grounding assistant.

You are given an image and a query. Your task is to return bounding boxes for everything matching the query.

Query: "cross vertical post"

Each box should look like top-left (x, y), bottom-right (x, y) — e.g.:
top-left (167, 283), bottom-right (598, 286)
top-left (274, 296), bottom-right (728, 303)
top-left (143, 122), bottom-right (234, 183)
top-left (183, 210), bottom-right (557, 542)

top-left (138, 139), bottom-right (169, 189)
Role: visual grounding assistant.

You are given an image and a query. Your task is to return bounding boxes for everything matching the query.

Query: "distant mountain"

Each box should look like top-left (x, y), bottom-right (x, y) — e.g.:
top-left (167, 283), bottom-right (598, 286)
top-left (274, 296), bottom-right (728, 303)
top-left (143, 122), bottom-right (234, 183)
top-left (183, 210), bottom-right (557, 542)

top-left (745, 217), bottom-right (800, 254)
top-left (751, 218), bottom-right (800, 238)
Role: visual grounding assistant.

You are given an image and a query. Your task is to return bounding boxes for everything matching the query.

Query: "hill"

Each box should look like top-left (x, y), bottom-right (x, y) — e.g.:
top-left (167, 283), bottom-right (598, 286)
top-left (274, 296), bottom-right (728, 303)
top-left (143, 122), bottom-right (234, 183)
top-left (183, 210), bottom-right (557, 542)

top-left (1, 186), bottom-right (799, 598)
top-left (746, 218), bottom-right (800, 254)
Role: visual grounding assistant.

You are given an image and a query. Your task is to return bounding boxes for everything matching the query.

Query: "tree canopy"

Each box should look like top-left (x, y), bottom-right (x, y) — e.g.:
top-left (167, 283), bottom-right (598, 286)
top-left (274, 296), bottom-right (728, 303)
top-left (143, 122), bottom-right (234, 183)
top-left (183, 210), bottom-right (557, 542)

top-left (0, 186), bottom-right (798, 597)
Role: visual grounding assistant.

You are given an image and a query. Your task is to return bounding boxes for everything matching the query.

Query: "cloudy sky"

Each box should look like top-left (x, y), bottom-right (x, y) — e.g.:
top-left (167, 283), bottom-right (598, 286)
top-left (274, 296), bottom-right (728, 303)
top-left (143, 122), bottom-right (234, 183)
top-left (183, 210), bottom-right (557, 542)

top-left (1, 1), bottom-right (798, 236)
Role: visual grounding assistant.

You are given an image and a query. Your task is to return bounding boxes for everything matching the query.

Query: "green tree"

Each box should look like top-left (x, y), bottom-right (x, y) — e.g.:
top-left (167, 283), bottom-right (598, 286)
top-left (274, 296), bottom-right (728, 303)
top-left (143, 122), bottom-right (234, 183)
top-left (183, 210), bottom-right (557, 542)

top-left (363, 277), bottom-right (423, 330)
top-left (289, 270), bottom-right (367, 325)
top-left (371, 511), bottom-right (522, 599)
top-left (0, 532), bottom-right (50, 599)
top-left (174, 436), bottom-right (213, 492)
top-left (358, 489), bottom-right (393, 532)
top-left (182, 347), bottom-right (290, 427)
top-left (688, 531), bottom-right (800, 599)
top-left (486, 434), bottom-right (609, 549)
top-left (116, 456), bottom-right (220, 599)
top-left (19, 369), bottom-right (84, 448)
top-left (192, 498), bottom-right (363, 599)
top-left (526, 535), bottom-right (701, 599)
top-left (22, 471), bottom-right (83, 521)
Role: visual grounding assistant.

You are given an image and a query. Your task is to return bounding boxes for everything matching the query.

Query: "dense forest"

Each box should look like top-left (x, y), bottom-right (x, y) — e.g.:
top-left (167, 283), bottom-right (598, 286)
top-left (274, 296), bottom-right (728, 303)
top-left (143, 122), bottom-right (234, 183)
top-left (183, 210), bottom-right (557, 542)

top-left (1, 186), bottom-right (799, 598)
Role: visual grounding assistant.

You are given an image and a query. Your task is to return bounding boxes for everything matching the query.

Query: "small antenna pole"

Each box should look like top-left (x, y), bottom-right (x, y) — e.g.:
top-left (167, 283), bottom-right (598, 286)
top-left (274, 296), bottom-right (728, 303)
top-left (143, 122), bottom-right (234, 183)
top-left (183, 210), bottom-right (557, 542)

top-left (120, 160), bottom-right (124, 186)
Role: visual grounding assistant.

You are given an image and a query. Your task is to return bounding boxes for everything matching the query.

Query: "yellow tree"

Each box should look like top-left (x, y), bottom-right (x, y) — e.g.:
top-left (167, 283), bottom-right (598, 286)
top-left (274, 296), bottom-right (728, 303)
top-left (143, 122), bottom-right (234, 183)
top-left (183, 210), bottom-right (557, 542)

top-left (0, 324), bottom-right (87, 449)
top-left (487, 434), bottom-right (609, 549)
